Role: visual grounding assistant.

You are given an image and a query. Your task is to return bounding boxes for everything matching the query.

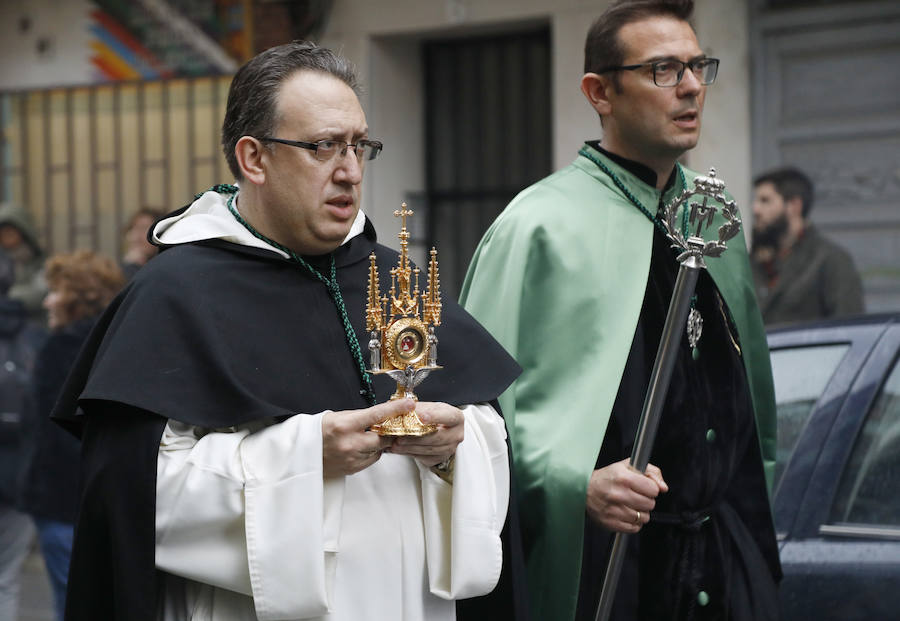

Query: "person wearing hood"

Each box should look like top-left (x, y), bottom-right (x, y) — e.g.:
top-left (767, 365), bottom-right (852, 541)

top-left (0, 202), bottom-right (47, 324)
top-left (52, 41), bottom-right (524, 621)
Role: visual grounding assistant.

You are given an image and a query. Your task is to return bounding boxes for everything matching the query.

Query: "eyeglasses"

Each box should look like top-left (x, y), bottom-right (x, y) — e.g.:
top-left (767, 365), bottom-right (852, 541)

top-left (598, 57), bottom-right (719, 87)
top-left (260, 137), bottom-right (384, 162)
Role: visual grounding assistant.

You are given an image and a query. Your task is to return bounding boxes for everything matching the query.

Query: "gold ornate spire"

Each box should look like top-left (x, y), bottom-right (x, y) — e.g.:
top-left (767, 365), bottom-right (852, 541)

top-left (389, 203), bottom-right (420, 319)
top-left (422, 247), bottom-right (441, 327)
top-left (364, 204), bottom-right (443, 436)
top-left (366, 254), bottom-right (383, 332)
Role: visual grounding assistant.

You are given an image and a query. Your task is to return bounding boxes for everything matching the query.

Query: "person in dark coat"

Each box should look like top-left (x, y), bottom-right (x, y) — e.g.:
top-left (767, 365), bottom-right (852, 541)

top-left (751, 166), bottom-right (864, 324)
top-left (20, 250), bottom-right (124, 621)
top-left (0, 248), bottom-right (45, 620)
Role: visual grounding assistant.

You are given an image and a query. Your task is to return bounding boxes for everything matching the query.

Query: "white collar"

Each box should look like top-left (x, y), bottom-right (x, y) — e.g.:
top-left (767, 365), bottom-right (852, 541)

top-left (153, 188), bottom-right (367, 258)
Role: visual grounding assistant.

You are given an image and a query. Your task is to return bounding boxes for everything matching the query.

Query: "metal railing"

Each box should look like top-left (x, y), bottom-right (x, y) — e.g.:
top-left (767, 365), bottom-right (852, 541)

top-left (0, 75), bottom-right (233, 259)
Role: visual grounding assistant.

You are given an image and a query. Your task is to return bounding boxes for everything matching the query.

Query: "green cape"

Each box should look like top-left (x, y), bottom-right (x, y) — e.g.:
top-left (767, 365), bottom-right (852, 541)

top-left (459, 145), bottom-right (776, 621)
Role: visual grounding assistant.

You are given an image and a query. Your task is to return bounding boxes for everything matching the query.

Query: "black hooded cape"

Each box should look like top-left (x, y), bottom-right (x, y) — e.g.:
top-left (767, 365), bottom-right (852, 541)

top-left (53, 215), bottom-right (526, 621)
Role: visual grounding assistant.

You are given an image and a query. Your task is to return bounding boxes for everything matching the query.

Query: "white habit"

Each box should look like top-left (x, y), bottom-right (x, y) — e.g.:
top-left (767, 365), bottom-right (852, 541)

top-left (155, 403), bottom-right (509, 621)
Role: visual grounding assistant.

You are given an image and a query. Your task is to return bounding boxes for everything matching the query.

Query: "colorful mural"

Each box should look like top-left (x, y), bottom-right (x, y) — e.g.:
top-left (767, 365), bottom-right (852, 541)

top-left (89, 8), bottom-right (174, 81)
top-left (89, 0), bottom-right (248, 81)
top-left (0, 0), bottom-right (250, 90)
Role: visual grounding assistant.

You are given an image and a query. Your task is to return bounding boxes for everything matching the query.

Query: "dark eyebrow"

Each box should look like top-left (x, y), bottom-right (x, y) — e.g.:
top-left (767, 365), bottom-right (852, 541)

top-left (313, 128), bottom-right (370, 142)
top-left (642, 54), bottom-right (708, 64)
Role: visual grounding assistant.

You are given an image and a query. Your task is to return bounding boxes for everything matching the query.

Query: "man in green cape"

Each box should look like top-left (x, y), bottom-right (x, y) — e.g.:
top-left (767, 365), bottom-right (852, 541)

top-left (460, 1), bottom-right (782, 620)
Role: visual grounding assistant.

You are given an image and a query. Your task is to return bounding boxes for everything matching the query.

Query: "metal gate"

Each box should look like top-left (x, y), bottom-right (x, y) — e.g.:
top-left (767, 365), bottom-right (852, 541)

top-left (0, 75), bottom-right (233, 259)
top-left (423, 27), bottom-right (552, 297)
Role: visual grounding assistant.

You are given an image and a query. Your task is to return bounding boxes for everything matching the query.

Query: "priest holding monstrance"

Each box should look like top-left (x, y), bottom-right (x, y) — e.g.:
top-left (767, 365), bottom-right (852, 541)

top-left (462, 1), bottom-right (782, 620)
top-left (52, 41), bottom-right (522, 621)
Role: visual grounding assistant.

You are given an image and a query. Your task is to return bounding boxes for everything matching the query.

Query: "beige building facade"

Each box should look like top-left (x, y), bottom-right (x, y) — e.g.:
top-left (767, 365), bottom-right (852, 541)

top-left (319, 0), bottom-right (753, 241)
top-left (1, 0), bottom-right (898, 308)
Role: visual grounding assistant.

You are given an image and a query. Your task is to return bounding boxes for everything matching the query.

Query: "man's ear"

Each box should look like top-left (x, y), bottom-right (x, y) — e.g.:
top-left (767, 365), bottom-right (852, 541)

top-left (581, 72), bottom-right (613, 117)
top-left (234, 136), bottom-right (267, 186)
top-left (786, 196), bottom-right (805, 221)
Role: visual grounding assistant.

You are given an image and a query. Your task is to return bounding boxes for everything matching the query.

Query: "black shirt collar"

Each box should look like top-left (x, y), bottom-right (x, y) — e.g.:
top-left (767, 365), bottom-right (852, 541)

top-left (585, 140), bottom-right (677, 192)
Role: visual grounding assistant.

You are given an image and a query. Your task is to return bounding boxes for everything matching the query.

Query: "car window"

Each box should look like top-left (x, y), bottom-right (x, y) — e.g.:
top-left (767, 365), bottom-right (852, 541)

top-left (770, 344), bottom-right (850, 488)
top-left (830, 356), bottom-right (900, 526)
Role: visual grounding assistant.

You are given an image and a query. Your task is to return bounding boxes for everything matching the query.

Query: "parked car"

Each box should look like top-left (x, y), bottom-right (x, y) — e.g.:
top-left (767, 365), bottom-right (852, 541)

top-left (768, 313), bottom-right (900, 619)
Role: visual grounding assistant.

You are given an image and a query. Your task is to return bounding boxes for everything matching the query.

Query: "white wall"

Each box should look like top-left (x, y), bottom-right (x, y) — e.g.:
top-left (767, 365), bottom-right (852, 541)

top-left (690, 0), bottom-right (754, 224)
top-left (551, 6), bottom-right (609, 172)
top-left (321, 0), bottom-right (753, 240)
top-left (0, 0), bottom-right (95, 90)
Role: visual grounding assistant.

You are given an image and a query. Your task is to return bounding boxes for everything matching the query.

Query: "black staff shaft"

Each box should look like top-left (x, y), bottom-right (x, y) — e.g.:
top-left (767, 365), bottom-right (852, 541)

top-left (594, 260), bottom-right (702, 621)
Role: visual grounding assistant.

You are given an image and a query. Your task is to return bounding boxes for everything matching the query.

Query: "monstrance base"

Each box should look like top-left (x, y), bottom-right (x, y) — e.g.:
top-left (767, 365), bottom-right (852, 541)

top-left (371, 410), bottom-right (437, 436)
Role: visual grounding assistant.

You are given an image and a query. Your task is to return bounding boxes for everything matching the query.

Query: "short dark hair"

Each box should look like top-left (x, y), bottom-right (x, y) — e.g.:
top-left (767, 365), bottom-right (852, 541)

top-left (221, 41), bottom-right (360, 180)
top-left (584, 0), bottom-right (695, 88)
top-left (754, 167), bottom-right (815, 218)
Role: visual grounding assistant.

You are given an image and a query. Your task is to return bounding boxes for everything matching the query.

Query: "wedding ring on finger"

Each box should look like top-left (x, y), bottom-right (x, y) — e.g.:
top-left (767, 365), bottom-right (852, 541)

top-left (634, 510), bottom-right (642, 525)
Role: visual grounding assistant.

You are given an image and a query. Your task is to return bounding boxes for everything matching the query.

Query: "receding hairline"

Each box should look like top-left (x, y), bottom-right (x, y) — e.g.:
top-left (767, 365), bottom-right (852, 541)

top-left (618, 14), bottom-right (700, 57)
top-left (267, 68), bottom-right (367, 133)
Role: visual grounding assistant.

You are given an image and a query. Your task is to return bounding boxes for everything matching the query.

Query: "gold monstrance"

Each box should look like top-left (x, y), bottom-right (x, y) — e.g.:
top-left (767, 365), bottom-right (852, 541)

top-left (365, 204), bottom-right (442, 436)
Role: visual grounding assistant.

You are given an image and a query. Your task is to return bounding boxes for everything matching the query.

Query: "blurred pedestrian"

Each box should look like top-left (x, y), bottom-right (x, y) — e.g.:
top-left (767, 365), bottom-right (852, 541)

top-left (0, 248), bottom-right (45, 621)
top-left (120, 208), bottom-right (164, 280)
top-left (20, 250), bottom-right (124, 621)
top-left (0, 202), bottom-right (47, 324)
top-left (751, 166), bottom-right (864, 324)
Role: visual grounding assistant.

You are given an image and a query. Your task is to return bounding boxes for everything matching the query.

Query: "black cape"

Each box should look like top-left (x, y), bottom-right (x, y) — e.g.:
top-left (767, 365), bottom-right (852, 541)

top-left (53, 215), bottom-right (526, 621)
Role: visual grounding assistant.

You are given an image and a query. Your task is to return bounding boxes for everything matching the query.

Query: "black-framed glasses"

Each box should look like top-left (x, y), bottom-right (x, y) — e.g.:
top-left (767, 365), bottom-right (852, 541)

top-left (260, 137), bottom-right (384, 162)
top-left (598, 57), bottom-right (719, 87)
